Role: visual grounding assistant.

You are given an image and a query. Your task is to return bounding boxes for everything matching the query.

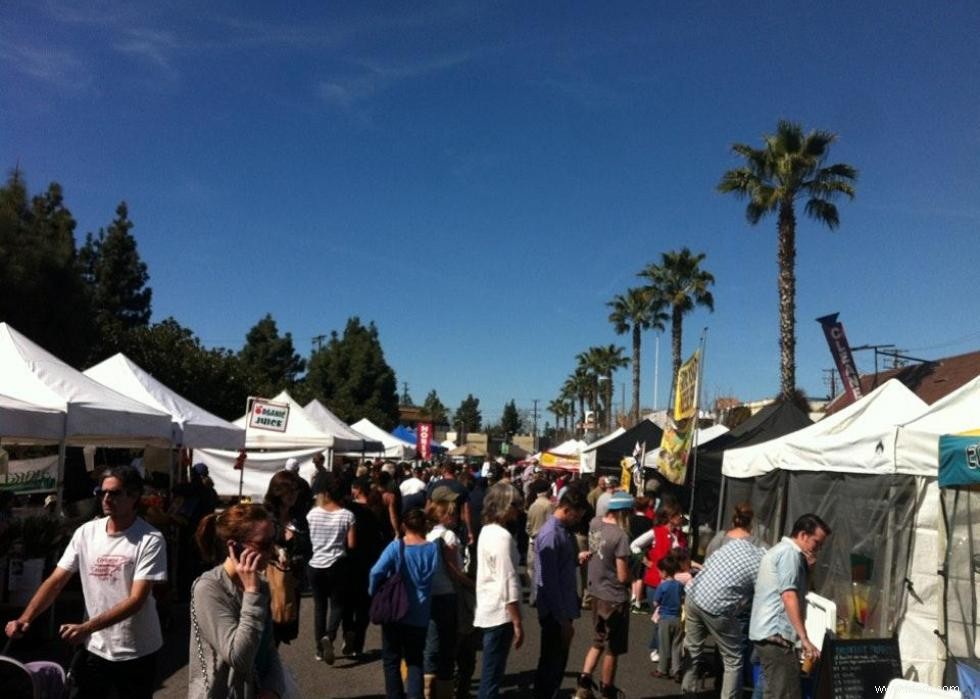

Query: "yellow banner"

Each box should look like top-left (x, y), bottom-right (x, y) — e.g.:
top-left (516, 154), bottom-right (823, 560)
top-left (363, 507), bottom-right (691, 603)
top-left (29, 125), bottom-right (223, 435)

top-left (656, 417), bottom-right (694, 485)
top-left (619, 458), bottom-right (632, 492)
top-left (674, 350), bottom-right (700, 421)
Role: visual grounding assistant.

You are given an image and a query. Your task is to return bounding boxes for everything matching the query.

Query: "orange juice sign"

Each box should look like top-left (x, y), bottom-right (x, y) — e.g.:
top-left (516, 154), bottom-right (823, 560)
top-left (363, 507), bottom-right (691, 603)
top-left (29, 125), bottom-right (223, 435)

top-left (248, 399), bottom-right (290, 432)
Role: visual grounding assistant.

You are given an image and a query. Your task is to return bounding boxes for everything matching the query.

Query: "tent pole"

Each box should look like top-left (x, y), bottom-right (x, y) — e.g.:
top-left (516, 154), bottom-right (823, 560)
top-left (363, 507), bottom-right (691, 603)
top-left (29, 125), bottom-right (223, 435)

top-left (55, 439), bottom-right (67, 516)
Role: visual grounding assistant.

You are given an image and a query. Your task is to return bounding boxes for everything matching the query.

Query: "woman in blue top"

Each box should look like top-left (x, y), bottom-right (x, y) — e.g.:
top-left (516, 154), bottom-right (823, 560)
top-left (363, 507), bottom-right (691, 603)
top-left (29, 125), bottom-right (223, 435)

top-left (369, 508), bottom-right (441, 699)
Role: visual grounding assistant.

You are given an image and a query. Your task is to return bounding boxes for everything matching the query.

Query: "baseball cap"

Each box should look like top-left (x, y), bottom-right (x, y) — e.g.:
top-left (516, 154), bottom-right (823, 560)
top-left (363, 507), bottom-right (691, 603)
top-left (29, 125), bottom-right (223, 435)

top-left (607, 491), bottom-right (634, 511)
top-left (192, 462), bottom-right (209, 476)
top-left (284, 458), bottom-right (300, 472)
top-left (430, 485), bottom-right (460, 503)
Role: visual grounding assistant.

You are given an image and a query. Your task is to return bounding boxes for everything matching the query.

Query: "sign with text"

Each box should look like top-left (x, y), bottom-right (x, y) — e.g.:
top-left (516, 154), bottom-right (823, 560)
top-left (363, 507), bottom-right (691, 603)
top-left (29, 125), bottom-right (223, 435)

top-left (247, 398), bottom-right (290, 432)
top-left (817, 313), bottom-right (863, 403)
top-left (815, 637), bottom-right (902, 699)
top-left (0, 455), bottom-right (58, 493)
top-left (417, 422), bottom-right (433, 460)
top-left (674, 350), bottom-right (700, 421)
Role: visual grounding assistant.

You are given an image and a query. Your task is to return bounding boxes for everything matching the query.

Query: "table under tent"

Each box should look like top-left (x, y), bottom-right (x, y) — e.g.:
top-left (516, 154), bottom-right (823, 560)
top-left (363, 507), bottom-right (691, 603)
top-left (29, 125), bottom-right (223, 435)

top-left (720, 381), bottom-right (934, 676)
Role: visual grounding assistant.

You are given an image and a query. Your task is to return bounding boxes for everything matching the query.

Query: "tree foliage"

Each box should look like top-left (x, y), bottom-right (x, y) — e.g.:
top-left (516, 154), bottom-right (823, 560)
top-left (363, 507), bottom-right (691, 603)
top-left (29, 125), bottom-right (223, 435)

top-left (79, 202), bottom-right (153, 361)
top-left (420, 389), bottom-right (450, 426)
top-left (238, 314), bottom-right (306, 399)
top-left (608, 286), bottom-right (668, 423)
top-left (500, 399), bottom-right (523, 437)
top-left (0, 171), bottom-right (95, 365)
top-left (305, 317), bottom-right (399, 429)
top-left (454, 394), bottom-right (482, 434)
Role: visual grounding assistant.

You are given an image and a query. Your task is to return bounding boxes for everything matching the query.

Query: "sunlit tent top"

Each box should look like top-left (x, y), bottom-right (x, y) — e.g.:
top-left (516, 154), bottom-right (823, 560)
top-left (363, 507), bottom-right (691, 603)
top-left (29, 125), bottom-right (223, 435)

top-left (234, 390), bottom-right (341, 449)
top-left (895, 373), bottom-right (980, 477)
top-left (85, 353), bottom-right (245, 450)
top-left (0, 322), bottom-right (172, 446)
top-left (349, 418), bottom-right (415, 459)
top-left (723, 379), bottom-right (927, 478)
top-left (303, 399), bottom-right (384, 453)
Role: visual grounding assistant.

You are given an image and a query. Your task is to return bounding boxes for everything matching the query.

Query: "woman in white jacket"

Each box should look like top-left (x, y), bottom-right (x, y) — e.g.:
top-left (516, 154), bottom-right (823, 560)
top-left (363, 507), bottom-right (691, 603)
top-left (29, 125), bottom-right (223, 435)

top-left (473, 483), bottom-right (524, 699)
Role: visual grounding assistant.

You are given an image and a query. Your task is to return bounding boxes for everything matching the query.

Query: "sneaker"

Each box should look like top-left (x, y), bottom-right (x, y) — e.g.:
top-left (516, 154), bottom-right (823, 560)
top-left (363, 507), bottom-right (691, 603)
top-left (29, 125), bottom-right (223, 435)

top-left (320, 635), bottom-right (335, 665)
top-left (575, 675), bottom-right (596, 699)
top-left (600, 684), bottom-right (625, 699)
top-left (649, 650), bottom-right (660, 663)
top-left (631, 603), bottom-right (645, 615)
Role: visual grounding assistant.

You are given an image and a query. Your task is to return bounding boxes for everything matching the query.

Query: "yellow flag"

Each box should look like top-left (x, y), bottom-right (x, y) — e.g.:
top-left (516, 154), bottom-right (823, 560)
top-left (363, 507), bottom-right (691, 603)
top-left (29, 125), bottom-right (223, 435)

top-left (674, 350), bottom-right (700, 421)
top-left (656, 417), bottom-right (694, 485)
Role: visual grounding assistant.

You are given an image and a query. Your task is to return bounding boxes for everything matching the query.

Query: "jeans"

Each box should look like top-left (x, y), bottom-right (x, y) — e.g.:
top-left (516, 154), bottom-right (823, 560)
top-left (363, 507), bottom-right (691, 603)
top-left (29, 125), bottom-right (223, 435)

top-left (755, 641), bottom-right (801, 699)
top-left (382, 622), bottom-right (427, 699)
top-left (308, 560), bottom-right (347, 652)
top-left (342, 561), bottom-right (372, 654)
top-left (534, 615), bottom-right (572, 699)
top-left (477, 622), bottom-right (514, 699)
top-left (424, 593), bottom-right (458, 678)
top-left (73, 649), bottom-right (156, 699)
top-left (683, 599), bottom-right (747, 699)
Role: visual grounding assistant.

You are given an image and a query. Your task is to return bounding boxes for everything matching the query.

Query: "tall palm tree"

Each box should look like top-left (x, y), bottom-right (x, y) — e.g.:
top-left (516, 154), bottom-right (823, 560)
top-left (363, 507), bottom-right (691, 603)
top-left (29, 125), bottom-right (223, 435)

top-left (608, 286), bottom-right (668, 424)
top-left (640, 248), bottom-right (714, 404)
top-left (578, 345), bottom-right (628, 432)
top-left (547, 398), bottom-right (566, 440)
top-left (718, 120), bottom-right (857, 400)
top-left (563, 368), bottom-right (590, 435)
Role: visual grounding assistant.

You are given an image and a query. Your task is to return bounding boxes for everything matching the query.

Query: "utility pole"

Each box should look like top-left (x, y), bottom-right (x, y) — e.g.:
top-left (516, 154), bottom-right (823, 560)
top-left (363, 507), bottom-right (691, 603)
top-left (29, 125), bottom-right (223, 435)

top-left (822, 369), bottom-right (839, 400)
top-left (311, 334), bottom-right (326, 352)
top-left (531, 399), bottom-right (539, 451)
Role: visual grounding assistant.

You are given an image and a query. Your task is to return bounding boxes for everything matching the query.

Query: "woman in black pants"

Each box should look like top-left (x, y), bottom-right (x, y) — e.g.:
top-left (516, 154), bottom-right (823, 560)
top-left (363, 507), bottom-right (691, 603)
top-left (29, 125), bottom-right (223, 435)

top-left (307, 472), bottom-right (356, 664)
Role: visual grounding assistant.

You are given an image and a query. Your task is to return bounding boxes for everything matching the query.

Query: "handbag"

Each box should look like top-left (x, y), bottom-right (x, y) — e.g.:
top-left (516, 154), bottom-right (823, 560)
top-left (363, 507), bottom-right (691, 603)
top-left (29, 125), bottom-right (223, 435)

top-left (266, 561), bottom-right (298, 624)
top-left (369, 539), bottom-right (409, 624)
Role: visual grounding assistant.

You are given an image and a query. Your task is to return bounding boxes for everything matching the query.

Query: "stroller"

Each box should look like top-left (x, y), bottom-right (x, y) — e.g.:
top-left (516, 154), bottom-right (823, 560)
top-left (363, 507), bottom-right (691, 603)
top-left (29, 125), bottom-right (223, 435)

top-left (0, 639), bottom-right (79, 699)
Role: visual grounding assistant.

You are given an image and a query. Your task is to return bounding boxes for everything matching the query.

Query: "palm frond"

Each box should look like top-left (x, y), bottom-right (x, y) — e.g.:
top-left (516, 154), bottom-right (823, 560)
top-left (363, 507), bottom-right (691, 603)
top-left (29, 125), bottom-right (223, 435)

top-left (804, 198), bottom-right (840, 229)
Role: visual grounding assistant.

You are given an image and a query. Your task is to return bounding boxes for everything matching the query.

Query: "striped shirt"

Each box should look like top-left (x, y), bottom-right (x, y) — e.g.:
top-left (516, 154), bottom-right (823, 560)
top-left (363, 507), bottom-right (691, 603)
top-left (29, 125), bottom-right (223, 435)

top-left (307, 507), bottom-right (355, 569)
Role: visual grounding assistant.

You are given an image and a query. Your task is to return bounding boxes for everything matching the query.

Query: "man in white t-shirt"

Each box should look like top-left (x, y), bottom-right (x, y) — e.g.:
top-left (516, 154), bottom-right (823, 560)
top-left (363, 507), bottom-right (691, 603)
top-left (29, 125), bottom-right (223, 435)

top-left (4, 465), bottom-right (167, 699)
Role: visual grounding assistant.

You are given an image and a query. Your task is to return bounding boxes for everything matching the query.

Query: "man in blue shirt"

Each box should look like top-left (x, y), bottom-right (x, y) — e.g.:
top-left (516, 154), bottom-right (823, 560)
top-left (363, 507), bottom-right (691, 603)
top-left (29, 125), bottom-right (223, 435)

top-left (682, 537), bottom-right (765, 698)
top-left (749, 513), bottom-right (831, 699)
top-left (533, 488), bottom-right (590, 699)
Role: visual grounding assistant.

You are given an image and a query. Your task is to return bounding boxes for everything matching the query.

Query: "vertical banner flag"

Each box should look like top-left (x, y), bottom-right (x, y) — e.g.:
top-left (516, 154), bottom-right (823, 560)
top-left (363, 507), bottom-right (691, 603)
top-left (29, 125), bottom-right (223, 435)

top-left (817, 313), bottom-right (863, 403)
top-left (619, 457), bottom-right (632, 493)
top-left (659, 350), bottom-right (700, 485)
top-left (417, 422), bottom-right (433, 460)
top-left (674, 350), bottom-right (700, 421)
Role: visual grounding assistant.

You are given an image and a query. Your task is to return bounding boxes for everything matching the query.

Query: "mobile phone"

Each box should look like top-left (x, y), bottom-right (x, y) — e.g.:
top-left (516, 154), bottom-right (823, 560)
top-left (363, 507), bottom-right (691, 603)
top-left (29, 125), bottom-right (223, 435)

top-left (230, 540), bottom-right (246, 558)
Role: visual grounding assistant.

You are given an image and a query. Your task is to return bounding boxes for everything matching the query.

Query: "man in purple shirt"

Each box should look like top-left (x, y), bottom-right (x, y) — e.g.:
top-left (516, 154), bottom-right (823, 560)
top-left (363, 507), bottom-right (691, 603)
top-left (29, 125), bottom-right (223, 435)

top-left (533, 488), bottom-right (591, 699)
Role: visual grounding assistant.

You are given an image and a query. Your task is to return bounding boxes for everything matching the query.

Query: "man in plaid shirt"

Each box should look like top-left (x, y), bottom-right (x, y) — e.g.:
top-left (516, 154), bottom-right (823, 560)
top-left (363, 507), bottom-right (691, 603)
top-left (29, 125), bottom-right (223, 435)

top-left (681, 537), bottom-right (765, 698)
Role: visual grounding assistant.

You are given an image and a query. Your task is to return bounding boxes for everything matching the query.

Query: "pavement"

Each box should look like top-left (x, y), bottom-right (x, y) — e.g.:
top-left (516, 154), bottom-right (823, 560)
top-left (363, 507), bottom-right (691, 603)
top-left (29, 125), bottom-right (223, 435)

top-left (5, 582), bottom-right (714, 698)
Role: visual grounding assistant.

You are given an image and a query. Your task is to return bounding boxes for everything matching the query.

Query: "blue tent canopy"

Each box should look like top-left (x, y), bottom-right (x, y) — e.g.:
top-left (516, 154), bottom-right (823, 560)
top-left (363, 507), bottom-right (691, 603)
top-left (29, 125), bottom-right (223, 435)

top-left (392, 425), bottom-right (447, 453)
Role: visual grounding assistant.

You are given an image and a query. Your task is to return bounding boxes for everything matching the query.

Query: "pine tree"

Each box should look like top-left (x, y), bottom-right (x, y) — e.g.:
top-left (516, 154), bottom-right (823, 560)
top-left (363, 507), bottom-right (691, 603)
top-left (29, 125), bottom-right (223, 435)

top-left (238, 314), bottom-right (306, 399)
top-left (500, 399), bottom-right (523, 437)
top-left (454, 394), bottom-right (482, 436)
top-left (420, 390), bottom-right (450, 426)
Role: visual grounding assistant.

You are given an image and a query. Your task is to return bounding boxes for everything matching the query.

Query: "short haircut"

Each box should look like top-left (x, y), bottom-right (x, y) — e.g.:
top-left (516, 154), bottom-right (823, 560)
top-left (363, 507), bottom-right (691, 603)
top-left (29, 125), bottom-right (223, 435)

top-left (791, 513), bottom-right (831, 538)
top-left (102, 465), bottom-right (144, 496)
top-left (557, 487), bottom-right (588, 513)
top-left (657, 555), bottom-right (679, 576)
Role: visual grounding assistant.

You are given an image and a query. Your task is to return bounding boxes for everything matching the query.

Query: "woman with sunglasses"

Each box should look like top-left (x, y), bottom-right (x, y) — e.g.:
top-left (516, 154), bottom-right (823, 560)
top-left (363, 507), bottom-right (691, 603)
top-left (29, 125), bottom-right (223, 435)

top-left (188, 503), bottom-right (287, 699)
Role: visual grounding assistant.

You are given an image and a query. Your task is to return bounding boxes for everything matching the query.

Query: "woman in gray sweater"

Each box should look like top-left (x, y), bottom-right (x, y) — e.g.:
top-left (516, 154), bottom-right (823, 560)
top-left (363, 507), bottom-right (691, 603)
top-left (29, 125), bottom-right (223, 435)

top-left (188, 503), bottom-right (287, 699)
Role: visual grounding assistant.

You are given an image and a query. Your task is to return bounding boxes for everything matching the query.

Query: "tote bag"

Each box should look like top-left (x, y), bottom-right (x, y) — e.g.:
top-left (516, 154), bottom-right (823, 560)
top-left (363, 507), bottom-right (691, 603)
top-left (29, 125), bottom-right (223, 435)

top-left (369, 540), bottom-right (409, 624)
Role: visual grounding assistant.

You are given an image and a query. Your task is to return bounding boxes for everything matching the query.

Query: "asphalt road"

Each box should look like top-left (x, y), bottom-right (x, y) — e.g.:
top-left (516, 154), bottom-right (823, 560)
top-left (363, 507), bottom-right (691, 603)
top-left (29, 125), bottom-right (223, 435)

top-left (150, 586), bottom-right (704, 699)
top-left (5, 582), bottom-right (711, 698)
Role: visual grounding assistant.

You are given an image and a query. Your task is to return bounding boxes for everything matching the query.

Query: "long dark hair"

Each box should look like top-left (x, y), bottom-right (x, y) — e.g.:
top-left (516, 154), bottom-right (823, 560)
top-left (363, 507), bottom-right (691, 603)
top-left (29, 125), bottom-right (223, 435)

top-left (264, 471), bottom-right (298, 521)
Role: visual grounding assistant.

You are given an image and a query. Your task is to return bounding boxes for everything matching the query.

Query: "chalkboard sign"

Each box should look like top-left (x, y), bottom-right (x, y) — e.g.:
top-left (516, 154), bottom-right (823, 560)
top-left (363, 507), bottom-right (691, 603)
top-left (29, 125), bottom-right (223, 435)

top-left (815, 637), bottom-right (903, 699)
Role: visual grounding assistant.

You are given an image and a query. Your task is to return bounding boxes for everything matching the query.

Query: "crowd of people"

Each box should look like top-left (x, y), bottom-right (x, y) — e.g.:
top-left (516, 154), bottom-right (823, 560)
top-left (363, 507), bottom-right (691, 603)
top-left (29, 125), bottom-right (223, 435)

top-left (3, 454), bottom-right (832, 699)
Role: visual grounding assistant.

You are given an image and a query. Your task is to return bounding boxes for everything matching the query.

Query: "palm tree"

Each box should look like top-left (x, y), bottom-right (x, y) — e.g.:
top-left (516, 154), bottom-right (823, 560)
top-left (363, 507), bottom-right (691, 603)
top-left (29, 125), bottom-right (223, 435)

top-left (578, 345), bottom-right (628, 432)
top-left (608, 287), bottom-right (668, 424)
top-left (640, 248), bottom-right (714, 404)
top-left (719, 120), bottom-right (857, 400)
top-left (547, 398), bottom-right (566, 440)
top-left (563, 368), bottom-right (590, 435)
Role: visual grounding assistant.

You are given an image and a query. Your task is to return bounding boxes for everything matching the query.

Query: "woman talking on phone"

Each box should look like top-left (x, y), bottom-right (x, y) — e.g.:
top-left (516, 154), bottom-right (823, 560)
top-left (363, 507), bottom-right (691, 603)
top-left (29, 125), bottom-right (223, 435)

top-left (189, 503), bottom-right (288, 699)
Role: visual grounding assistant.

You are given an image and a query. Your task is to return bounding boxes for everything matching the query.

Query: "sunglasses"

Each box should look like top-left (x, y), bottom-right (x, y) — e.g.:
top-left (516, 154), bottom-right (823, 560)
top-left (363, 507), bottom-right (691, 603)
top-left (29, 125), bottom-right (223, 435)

top-left (94, 487), bottom-right (128, 500)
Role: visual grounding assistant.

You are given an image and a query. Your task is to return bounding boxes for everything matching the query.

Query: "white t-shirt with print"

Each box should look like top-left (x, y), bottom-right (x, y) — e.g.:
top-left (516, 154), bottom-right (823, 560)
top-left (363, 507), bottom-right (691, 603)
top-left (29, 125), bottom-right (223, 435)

top-left (57, 516), bottom-right (167, 661)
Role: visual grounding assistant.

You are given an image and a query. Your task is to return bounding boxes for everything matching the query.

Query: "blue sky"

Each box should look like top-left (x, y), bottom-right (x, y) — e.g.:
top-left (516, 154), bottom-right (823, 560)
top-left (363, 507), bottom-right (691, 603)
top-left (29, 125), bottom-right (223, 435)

top-left (3, 2), bottom-right (979, 426)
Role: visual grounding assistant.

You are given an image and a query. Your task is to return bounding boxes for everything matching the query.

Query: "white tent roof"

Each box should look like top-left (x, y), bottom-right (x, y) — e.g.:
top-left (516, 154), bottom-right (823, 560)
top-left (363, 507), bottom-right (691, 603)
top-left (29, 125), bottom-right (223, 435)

top-left (580, 428), bottom-right (627, 454)
top-left (0, 323), bottom-right (172, 446)
top-left (350, 418), bottom-right (416, 460)
top-left (84, 353), bottom-right (245, 450)
top-left (895, 373), bottom-right (980, 477)
top-left (723, 380), bottom-right (927, 478)
top-left (547, 439), bottom-right (589, 457)
top-left (0, 394), bottom-right (65, 443)
top-left (234, 390), bottom-right (340, 449)
top-left (303, 400), bottom-right (383, 453)
top-left (697, 423), bottom-right (729, 446)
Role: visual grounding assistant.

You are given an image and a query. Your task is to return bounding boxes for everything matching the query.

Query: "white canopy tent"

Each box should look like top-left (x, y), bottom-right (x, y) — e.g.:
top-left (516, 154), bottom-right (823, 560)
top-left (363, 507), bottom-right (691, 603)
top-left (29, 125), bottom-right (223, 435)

top-left (84, 353), bottom-right (245, 450)
top-left (579, 428), bottom-right (626, 473)
top-left (0, 394), bottom-right (65, 444)
top-left (723, 380), bottom-right (927, 478)
top-left (303, 400), bottom-right (384, 454)
top-left (891, 375), bottom-right (980, 684)
top-left (0, 323), bottom-right (173, 447)
top-left (350, 418), bottom-right (416, 460)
